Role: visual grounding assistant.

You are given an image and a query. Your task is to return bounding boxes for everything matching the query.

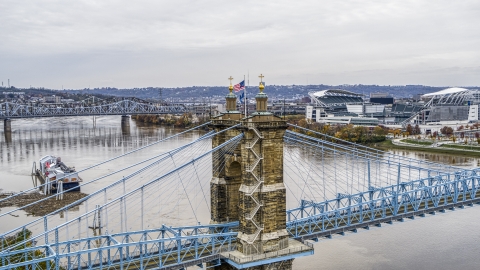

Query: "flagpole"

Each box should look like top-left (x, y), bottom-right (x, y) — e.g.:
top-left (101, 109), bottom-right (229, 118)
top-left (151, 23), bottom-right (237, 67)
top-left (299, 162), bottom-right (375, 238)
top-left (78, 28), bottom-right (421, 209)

top-left (244, 75), bottom-right (247, 116)
top-left (246, 72), bottom-right (249, 116)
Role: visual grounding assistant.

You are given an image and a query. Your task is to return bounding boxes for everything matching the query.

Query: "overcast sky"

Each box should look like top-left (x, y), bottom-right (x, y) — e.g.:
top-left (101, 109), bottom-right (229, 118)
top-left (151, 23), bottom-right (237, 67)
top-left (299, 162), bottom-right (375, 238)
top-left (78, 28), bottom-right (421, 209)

top-left (1, 0), bottom-right (479, 89)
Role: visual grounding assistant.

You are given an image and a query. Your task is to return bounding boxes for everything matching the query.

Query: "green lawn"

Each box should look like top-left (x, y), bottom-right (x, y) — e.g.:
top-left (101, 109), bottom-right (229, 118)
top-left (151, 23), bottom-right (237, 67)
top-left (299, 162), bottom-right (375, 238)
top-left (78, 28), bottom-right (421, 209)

top-left (373, 140), bottom-right (480, 157)
top-left (440, 143), bottom-right (480, 151)
top-left (400, 139), bottom-right (433, 146)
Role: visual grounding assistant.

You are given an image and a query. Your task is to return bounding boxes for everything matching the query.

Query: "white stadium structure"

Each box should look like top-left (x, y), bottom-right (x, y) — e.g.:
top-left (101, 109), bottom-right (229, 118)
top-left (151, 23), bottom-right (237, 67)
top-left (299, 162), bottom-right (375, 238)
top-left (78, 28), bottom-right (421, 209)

top-left (307, 89), bottom-right (387, 126)
top-left (308, 89), bottom-right (364, 109)
top-left (422, 87), bottom-right (475, 107)
top-left (402, 87), bottom-right (480, 126)
top-left (305, 87), bottom-right (480, 127)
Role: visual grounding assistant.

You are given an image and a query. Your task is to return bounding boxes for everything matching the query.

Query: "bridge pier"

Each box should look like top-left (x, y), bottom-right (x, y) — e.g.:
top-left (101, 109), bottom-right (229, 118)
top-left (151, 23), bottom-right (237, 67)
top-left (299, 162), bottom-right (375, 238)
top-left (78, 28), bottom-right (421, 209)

top-left (121, 115), bottom-right (130, 135)
top-left (4, 118), bottom-right (11, 133)
top-left (209, 76), bottom-right (313, 270)
top-left (4, 130), bottom-right (12, 144)
top-left (4, 119), bottom-right (12, 144)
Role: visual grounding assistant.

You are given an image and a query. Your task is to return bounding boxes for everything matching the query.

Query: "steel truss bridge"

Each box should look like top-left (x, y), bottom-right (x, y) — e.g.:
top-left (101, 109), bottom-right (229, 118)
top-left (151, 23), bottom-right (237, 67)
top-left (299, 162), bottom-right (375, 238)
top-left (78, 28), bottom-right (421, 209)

top-left (1, 123), bottom-right (479, 269)
top-left (0, 100), bottom-right (187, 119)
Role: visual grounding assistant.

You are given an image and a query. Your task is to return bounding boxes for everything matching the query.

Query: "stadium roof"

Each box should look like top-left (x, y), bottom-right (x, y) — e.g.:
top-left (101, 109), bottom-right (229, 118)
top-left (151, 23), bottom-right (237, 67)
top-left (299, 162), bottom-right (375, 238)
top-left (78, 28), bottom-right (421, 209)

top-left (310, 89), bottom-right (363, 97)
top-left (308, 89), bottom-right (364, 109)
top-left (421, 87), bottom-right (473, 106)
top-left (422, 87), bottom-right (470, 97)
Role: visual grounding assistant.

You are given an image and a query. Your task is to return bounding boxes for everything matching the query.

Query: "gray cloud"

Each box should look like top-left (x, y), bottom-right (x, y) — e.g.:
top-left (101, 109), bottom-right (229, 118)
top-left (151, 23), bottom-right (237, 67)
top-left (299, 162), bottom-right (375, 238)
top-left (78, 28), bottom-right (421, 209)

top-left (0, 0), bottom-right (479, 88)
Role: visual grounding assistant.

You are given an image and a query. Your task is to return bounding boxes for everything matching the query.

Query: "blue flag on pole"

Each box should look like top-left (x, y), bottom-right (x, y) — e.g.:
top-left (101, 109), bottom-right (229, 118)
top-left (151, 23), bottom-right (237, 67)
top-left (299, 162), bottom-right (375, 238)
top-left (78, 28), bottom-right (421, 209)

top-left (239, 91), bottom-right (245, 103)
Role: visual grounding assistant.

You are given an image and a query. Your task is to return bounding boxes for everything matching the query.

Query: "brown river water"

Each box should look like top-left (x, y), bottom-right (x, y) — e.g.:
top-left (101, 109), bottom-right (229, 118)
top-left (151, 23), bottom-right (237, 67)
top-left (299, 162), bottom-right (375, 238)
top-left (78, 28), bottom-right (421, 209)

top-left (1, 116), bottom-right (479, 270)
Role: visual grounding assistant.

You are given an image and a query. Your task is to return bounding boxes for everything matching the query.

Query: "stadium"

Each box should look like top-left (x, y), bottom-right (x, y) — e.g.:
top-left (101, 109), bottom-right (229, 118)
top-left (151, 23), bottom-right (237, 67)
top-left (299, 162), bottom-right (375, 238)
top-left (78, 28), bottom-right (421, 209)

top-left (402, 87), bottom-right (479, 126)
top-left (306, 89), bottom-right (387, 126)
top-left (308, 89), bottom-right (364, 110)
top-left (305, 87), bottom-right (480, 128)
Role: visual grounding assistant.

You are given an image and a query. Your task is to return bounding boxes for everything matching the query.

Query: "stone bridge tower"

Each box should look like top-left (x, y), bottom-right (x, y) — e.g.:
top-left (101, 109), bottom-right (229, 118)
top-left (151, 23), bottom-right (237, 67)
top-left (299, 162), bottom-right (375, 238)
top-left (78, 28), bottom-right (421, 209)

top-left (210, 76), bottom-right (243, 224)
top-left (210, 75), bottom-right (313, 270)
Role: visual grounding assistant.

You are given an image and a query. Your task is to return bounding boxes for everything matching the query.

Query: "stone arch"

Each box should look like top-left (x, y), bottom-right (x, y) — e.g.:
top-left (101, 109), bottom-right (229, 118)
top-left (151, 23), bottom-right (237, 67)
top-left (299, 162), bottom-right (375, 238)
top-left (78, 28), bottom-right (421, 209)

top-left (224, 161), bottom-right (242, 222)
top-left (226, 161), bottom-right (242, 180)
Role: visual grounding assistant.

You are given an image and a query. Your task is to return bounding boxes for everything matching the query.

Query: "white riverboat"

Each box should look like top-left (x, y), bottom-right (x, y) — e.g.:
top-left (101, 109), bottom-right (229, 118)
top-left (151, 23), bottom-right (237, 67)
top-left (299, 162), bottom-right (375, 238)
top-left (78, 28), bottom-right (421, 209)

top-left (36, 155), bottom-right (82, 193)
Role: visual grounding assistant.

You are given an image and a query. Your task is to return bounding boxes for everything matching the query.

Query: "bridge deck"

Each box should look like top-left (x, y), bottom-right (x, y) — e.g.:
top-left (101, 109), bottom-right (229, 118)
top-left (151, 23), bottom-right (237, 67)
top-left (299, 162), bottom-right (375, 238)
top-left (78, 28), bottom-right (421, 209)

top-left (289, 189), bottom-right (480, 239)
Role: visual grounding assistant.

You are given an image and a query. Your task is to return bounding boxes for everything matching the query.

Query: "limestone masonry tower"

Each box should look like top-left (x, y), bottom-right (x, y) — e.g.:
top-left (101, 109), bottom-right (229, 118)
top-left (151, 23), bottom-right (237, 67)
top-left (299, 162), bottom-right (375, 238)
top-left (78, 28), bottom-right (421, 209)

top-left (210, 77), bottom-right (243, 224)
top-left (235, 74), bottom-right (291, 269)
top-left (210, 75), bottom-right (313, 270)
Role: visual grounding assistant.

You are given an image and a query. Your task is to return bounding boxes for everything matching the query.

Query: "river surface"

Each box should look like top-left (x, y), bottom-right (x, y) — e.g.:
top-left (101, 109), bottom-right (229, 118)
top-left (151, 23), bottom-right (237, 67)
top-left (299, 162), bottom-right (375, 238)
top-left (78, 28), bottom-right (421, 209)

top-left (1, 116), bottom-right (479, 270)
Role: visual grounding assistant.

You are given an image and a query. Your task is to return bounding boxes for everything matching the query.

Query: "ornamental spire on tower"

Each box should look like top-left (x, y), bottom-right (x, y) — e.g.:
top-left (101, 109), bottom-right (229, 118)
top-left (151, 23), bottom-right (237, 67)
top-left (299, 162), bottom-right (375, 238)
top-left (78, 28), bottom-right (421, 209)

top-left (228, 76), bottom-right (234, 93)
top-left (255, 73), bottom-right (268, 112)
top-left (225, 76), bottom-right (237, 112)
top-left (258, 73), bottom-right (265, 92)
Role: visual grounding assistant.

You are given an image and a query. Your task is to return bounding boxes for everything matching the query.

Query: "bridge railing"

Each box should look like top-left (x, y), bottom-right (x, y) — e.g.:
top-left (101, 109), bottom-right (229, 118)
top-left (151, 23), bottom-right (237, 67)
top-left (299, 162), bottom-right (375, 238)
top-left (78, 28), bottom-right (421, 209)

top-left (1, 132), bottom-right (244, 256)
top-left (287, 168), bottom-right (480, 220)
top-left (1, 223), bottom-right (239, 269)
top-left (286, 169), bottom-right (480, 238)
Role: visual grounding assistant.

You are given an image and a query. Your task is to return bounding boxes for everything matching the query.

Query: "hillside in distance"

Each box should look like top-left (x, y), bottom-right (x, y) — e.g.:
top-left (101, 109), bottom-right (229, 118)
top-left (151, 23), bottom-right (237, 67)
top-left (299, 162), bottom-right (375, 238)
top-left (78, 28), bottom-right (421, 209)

top-left (3, 84), bottom-right (478, 102)
top-left (64, 84), bottom-right (476, 101)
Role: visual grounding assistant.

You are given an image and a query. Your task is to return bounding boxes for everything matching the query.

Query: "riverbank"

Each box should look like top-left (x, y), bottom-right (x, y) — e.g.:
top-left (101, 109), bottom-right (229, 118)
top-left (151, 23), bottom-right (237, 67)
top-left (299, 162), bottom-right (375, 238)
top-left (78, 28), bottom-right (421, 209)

top-left (132, 113), bottom-right (209, 128)
top-left (0, 192), bottom-right (88, 217)
top-left (373, 140), bottom-right (480, 157)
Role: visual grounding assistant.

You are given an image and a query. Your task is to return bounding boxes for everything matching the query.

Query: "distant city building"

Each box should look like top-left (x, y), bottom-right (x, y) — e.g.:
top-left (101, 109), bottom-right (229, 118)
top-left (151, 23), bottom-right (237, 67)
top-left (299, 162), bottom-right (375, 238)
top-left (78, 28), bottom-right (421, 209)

top-left (306, 106), bottom-right (330, 122)
top-left (301, 96), bottom-right (311, 103)
top-left (44, 95), bottom-right (61, 103)
top-left (3, 91), bottom-right (25, 95)
top-left (369, 92), bottom-right (389, 98)
top-left (346, 103), bottom-right (385, 116)
top-left (60, 99), bottom-right (75, 103)
top-left (369, 92), bottom-right (394, 104)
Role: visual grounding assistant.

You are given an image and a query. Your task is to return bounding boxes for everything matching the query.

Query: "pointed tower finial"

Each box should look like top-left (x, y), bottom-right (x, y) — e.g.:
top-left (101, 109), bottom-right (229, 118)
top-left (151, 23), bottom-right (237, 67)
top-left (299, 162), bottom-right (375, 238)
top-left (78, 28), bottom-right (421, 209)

top-left (226, 76), bottom-right (237, 111)
top-left (258, 74), bottom-right (265, 92)
top-left (228, 76), bottom-right (234, 93)
top-left (255, 73), bottom-right (268, 112)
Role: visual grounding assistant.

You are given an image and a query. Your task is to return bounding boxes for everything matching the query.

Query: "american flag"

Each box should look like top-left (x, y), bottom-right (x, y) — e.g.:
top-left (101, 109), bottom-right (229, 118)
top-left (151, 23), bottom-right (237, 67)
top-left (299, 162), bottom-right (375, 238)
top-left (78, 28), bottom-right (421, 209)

top-left (233, 80), bottom-right (245, 92)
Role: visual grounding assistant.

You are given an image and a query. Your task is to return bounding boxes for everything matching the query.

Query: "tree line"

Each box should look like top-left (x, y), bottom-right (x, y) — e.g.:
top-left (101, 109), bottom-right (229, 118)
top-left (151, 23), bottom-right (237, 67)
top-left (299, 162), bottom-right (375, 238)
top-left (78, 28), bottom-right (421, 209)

top-left (288, 117), bottom-right (388, 143)
top-left (132, 113), bottom-right (209, 128)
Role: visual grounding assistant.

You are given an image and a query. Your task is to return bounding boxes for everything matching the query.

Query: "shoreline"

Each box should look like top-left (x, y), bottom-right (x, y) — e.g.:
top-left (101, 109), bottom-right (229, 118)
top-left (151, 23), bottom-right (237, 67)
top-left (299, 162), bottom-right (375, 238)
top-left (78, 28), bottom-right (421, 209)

top-left (372, 140), bottom-right (480, 157)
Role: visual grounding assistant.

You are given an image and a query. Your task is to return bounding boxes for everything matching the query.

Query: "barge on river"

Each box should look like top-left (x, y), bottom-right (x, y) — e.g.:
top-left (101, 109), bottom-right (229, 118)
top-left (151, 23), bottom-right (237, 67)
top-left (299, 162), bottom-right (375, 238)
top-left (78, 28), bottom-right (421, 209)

top-left (35, 155), bottom-right (82, 193)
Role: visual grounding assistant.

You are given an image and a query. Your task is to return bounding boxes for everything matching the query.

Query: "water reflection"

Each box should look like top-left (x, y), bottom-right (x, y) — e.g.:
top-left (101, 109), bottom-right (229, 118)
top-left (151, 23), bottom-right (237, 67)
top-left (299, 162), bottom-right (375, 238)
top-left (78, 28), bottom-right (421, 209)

top-left (0, 125), bottom-right (166, 163)
top-left (4, 131), bottom-right (11, 144)
top-left (0, 116), bottom-right (188, 193)
top-left (387, 149), bottom-right (480, 168)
